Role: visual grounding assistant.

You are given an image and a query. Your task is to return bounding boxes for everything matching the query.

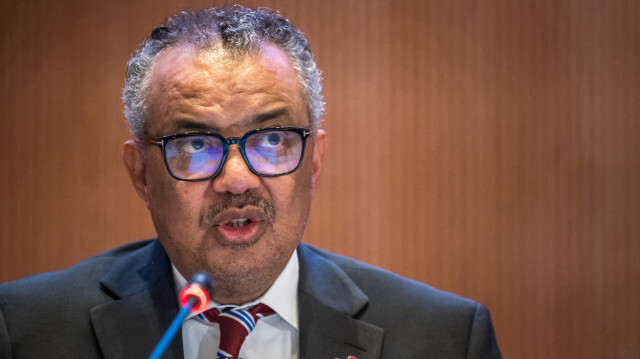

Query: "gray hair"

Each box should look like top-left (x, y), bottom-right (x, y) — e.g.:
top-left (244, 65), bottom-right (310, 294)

top-left (122, 5), bottom-right (324, 139)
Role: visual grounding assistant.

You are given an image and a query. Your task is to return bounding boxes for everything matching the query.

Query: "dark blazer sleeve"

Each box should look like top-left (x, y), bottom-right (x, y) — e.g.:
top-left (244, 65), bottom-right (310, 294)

top-left (0, 304), bottom-right (14, 358)
top-left (467, 303), bottom-right (501, 359)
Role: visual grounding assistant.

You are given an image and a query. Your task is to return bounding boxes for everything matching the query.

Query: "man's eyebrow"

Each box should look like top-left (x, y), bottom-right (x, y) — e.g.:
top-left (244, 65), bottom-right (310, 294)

top-left (244, 108), bottom-right (290, 127)
top-left (169, 108), bottom-right (291, 133)
top-left (172, 119), bottom-right (220, 132)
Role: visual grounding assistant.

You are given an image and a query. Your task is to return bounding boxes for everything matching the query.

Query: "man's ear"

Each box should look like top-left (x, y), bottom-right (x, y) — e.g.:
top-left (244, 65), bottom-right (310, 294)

top-left (122, 139), bottom-right (149, 207)
top-left (311, 129), bottom-right (327, 196)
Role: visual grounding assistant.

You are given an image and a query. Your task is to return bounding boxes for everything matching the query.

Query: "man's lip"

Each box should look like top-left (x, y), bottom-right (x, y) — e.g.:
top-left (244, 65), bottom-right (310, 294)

top-left (211, 207), bottom-right (267, 226)
top-left (215, 220), bottom-right (263, 246)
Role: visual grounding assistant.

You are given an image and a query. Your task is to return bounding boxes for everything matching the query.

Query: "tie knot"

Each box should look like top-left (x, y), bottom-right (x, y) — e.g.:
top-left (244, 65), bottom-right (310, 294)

top-left (202, 303), bottom-right (275, 358)
top-left (203, 303), bottom-right (275, 323)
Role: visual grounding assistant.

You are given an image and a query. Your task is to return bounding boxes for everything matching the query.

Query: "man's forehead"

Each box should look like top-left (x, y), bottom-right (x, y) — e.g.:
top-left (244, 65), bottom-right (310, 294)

top-left (151, 41), bottom-right (294, 80)
top-left (150, 43), bottom-right (227, 92)
top-left (145, 41), bottom-right (308, 134)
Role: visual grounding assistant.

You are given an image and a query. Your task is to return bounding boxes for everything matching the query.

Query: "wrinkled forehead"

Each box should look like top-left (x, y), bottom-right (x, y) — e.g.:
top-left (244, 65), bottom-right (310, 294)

top-left (148, 41), bottom-right (301, 101)
top-left (144, 41), bottom-right (308, 134)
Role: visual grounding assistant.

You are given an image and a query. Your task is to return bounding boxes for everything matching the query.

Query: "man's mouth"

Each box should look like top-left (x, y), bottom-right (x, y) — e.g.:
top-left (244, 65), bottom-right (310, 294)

top-left (228, 218), bottom-right (251, 228)
top-left (209, 208), bottom-right (268, 245)
top-left (199, 194), bottom-right (277, 246)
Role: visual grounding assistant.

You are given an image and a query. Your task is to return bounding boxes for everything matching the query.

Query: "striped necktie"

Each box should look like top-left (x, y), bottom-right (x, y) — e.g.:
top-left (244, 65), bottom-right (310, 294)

top-left (203, 303), bottom-right (276, 358)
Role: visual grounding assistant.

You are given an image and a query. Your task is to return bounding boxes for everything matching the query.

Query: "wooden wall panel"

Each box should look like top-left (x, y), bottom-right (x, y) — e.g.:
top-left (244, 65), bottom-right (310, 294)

top-left (1, 1), bottom-right (638, 358)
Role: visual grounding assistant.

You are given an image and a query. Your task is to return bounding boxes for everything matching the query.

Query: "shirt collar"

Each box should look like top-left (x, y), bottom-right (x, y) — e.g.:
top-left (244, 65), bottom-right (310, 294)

top-left (172, 248), bottom-right (299, 329)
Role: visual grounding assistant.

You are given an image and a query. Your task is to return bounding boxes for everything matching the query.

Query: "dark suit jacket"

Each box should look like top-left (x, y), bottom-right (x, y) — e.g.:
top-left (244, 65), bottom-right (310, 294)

top-left (0, 239), bottom-right (501, 358)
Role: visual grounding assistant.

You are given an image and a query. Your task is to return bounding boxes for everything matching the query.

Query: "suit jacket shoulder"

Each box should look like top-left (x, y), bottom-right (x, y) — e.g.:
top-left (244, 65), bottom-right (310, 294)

top-left (0, 239), bottom-right (182, 359)
top-left (297, 243), bottom-right (501, 359)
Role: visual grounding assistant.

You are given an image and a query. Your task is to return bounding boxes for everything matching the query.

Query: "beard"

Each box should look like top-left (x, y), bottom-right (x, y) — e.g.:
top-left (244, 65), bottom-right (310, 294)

top-left (193, 192), bottom-right (292, 303)
top-left (191, 232), bottom-right (294, 304)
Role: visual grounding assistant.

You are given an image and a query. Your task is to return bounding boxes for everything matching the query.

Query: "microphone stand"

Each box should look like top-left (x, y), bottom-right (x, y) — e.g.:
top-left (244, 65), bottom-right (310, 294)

top-left (149, 299), bottom-right (195, 359)
top-left (149, 273), bottom-right (212, 359)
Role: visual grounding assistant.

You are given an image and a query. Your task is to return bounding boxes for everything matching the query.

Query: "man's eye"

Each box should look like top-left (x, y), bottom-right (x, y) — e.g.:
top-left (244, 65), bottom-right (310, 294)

top-left (266, 133), bottom-right (282, 146)
top-left (255, 133), bottom-right (285, 149)
top-left (182, 138), bottom-right (206, 153)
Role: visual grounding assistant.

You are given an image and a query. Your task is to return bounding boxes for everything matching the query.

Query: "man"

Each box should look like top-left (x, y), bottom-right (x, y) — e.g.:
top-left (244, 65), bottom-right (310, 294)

top-left (0, 5), bottom-right (501, 359)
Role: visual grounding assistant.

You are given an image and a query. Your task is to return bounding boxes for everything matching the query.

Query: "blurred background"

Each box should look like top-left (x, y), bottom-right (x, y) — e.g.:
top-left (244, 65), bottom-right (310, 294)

top-left (1, 0), bottom-right (638, 357)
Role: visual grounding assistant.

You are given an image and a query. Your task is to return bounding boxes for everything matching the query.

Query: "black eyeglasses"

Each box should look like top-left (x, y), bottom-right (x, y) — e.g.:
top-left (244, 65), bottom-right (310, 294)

top-left (147, 127), bottom-right (311, 182)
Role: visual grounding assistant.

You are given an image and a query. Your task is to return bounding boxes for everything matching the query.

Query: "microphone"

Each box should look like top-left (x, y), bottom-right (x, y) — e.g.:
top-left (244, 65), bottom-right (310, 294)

top-left (179, 273), bottom-right (212, 313)
top-left (149, 273), bottom-right (213, 359)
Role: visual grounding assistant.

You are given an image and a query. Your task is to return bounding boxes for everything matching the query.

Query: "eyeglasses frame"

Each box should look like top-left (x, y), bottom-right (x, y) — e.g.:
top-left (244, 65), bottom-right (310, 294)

top-left (147, 126), bottom-right (312, 182)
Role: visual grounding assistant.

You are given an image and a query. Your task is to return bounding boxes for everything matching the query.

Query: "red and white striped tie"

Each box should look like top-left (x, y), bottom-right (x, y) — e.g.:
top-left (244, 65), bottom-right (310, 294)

top-left (203, 303), bottom-right (275, 358)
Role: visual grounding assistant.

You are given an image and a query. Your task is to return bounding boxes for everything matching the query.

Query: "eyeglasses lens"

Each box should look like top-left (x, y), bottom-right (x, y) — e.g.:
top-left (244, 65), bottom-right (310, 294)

top-left (245, 130), bottom-right (303, 175)
top-left (165, 136), bottom-right (224, 180)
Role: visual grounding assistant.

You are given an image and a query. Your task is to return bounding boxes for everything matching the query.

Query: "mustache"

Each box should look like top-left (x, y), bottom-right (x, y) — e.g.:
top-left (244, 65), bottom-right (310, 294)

top-left (199, 193), bottom-right (276, 228)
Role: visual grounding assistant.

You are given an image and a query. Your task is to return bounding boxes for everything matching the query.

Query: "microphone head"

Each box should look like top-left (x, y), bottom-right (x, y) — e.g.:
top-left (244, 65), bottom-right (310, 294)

top-left (190, 273), bottom-right (213, 295)
top-left (179, 273), bottom-right (213, 314)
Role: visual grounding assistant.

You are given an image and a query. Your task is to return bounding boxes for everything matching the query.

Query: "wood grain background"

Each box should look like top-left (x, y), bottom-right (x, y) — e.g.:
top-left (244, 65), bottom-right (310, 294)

top-left (1, 0), bottom-right (638, 357)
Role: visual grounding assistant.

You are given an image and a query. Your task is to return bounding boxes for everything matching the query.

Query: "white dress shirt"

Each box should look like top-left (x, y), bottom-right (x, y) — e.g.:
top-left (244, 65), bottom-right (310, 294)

top-left (172, 250), bottom-right (300, 359)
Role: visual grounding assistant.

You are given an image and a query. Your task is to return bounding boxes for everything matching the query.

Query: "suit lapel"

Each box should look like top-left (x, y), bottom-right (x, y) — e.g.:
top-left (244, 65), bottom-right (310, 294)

top-left (297, 244), bottom-right (384, 359)
top-left (89, 240), bottom-right (184, 359)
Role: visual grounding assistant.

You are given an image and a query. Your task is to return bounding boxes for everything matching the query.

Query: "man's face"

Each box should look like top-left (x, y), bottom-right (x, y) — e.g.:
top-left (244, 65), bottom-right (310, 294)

top-left (122, 42), bottom-right (326, 304)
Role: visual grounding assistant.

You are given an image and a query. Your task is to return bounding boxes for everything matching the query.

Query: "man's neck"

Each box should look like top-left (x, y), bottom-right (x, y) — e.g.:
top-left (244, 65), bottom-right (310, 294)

top-left (172, 248), bottom-right (300, 329)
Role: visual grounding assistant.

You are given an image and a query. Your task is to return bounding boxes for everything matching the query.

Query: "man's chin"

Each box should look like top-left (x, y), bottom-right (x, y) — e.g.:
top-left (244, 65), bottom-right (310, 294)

top-left (207, 264), bottom-right (275, 304)
top-left (203, 246), bottom-right (290, 303)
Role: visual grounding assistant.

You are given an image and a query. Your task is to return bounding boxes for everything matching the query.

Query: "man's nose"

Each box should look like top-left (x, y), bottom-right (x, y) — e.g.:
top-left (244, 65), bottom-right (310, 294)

top-left (211, 146), bottom-right (261, 194)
